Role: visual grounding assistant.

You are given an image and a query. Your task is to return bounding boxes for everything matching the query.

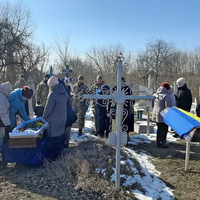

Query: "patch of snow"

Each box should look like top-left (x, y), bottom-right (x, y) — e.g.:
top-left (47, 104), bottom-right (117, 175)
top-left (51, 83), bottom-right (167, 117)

top-left (120, 160), bottom-right (126, 165)
top-left (123, 147), bottom-right (174, 200)
top-left (85, 106), bottom-right (94, 119)
top-left (95, 168), bottom-right (106, 177)
top-left (129, 135), bottom-right (152, 145)
top-left (135, 193), bottom-right (153, 200)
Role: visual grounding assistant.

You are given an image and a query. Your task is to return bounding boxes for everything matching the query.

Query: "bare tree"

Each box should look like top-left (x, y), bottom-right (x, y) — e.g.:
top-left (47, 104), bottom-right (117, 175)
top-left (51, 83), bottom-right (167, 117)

top-left (86, 44), bottom-right (133, 87)
top-left (137, 39), bottom-right (175, 90)
top-left (0, 2), bottom-right (49, 84)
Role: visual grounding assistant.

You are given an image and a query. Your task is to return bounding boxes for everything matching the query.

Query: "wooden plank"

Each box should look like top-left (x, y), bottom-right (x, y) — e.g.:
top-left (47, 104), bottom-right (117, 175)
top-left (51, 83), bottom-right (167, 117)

top-left (9, 138), bottom-right (37, 148)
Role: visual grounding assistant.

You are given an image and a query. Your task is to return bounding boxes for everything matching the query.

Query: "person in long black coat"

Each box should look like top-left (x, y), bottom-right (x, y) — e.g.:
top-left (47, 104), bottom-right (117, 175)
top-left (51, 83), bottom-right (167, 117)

top-left (111, 78), bottom-right (135, 142)
top-left (175, 77), bottom-right (192, 112)
top-left (174, 77), bottom-right (192, 138)
top-left (96, 85), bottom-right (110, 138)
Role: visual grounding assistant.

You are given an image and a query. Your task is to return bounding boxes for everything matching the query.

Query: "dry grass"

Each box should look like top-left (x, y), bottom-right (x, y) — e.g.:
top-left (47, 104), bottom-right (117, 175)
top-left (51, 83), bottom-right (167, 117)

top-left (0, 139), bottom-right (136, 199)
top-left (1, 136), bottom-right (200, 199)
top-left (39, 139), bottom-right (137, 199)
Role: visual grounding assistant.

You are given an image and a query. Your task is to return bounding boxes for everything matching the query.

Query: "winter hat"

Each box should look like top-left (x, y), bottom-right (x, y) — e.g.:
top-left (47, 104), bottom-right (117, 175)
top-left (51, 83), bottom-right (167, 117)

top-left (44, 74), bottom-right (50, 79)
top-left (1, 81), bottom-right (13, 95)
top-left (48, 76), bottom-right (59, 88)
top-left (96, 75), bottom-right (102, 80)
top-left (19, 74), bottom-right (24, 78)
top-left (161, 82), bottom-right (170, 90)
top-left (122, 77), bottom-right (126, 82)
top-left (78, 75), bottom-right (84, 80)
top-left (176, 77), bottom-right (185, 87)
top-left (22, 86), bottom-right (33, 99)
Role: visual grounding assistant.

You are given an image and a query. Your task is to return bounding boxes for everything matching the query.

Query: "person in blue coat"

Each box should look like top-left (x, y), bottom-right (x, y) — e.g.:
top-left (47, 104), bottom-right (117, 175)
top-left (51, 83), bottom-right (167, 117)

top-left (8, 86), bottom-right (33, 128)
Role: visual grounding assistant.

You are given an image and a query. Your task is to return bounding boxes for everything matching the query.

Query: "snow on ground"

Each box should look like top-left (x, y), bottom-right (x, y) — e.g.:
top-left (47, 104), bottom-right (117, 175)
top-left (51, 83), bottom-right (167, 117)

top-left (123, 148), bottom-right (174, 200)
top-left (70, 107), bottom-right (97, 143)
top-left (70, 107), bottom-right (175, 200)
top-left (129, 131), bottom-right (179, 146)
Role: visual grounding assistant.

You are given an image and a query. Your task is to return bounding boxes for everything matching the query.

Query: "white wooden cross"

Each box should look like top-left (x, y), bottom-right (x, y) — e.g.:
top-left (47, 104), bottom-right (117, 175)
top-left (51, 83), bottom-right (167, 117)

top-left (84, 55), bottom-right (155, 190)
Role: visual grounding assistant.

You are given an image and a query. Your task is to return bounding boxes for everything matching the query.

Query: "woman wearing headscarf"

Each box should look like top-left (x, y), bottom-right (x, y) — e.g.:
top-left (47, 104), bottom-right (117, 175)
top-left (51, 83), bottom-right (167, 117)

top-left (152, 82), bottom-right (174, 148)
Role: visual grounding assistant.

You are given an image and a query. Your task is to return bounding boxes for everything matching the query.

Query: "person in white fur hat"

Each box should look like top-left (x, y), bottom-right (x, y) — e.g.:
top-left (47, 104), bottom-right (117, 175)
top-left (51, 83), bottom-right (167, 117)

top-left (172, 77), bottom-right (192, 138)
top-left (175, 77), bottom-right (192, 112)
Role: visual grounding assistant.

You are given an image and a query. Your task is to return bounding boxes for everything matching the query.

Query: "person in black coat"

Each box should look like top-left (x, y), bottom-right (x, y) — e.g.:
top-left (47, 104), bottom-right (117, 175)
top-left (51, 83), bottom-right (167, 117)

top-left (196, 99), bottom-right (200, 117)
top-left (174, 77), bottom-right (192, 138)
top-left (111, 77), bottom-right (135, 143)
top-left (96, 85), bottom-right (110, 138)
top-left (175, 77), bottom-right (192, 112)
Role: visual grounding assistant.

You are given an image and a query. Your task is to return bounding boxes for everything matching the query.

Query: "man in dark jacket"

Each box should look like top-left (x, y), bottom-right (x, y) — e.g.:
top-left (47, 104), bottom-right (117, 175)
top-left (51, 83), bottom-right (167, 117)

top-left (175, 77), bottom-right (192, 112)
top-left (174, 77), bottom-right (192, 138)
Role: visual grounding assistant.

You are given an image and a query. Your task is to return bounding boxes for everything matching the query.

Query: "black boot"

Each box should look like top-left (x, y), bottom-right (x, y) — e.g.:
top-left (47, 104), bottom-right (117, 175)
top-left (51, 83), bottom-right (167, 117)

top-left (157, 141), bottom-right (169, 148)
top-left (157, 141), bottom-right (162, 148)
top-left (99, 131), bottom-right (104, 138)
top-left (161, 141), bottom-right (169, 148)
top-left (78, 128), bottom-right (82, 136)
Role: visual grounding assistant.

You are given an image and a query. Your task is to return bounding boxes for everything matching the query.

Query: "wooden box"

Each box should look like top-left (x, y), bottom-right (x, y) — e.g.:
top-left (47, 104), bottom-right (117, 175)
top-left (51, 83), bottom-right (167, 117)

top-left (9, 138), bottom-right (37, 148)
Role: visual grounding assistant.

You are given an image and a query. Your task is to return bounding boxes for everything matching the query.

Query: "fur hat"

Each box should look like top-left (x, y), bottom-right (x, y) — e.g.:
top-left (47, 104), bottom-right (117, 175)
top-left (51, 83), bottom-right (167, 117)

top-left (176, 77), bottom-right (185, 87)
top-left (78, 75), bottom-right (84, 80)
top-left (48, 76), bottom-right (59, 88)
top-left (22, 86), bottom-right (33, 99)
top-left (96, 75), bottom-right (102, 80)
top-left (161, 82), bottom-right (170, 90)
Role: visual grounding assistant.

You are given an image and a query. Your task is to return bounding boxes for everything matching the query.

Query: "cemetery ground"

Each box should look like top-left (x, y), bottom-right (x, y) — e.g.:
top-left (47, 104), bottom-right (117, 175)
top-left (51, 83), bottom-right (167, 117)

top-left (0, 129), bottom-right (200, 200)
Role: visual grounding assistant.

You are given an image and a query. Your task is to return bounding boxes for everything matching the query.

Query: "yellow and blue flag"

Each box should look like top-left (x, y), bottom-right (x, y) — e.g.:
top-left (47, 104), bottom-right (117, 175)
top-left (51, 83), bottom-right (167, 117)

top-left (161, 107), bottom-right (200, 138)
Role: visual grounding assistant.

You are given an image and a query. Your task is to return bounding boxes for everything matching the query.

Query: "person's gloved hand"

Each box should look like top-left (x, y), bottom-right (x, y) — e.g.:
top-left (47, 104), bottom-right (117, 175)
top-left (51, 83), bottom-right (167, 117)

top-left (37, 101), bottom-right (40, 105)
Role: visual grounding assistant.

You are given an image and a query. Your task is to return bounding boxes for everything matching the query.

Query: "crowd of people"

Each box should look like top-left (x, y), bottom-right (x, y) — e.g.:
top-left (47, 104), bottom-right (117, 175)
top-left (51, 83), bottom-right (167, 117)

top-left (0, 73), bottom-right (195, 161)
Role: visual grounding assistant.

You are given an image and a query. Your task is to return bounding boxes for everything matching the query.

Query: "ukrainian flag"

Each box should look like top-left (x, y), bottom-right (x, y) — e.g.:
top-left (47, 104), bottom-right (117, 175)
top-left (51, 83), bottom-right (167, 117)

top-left (161, 107), bottom-right (200, 138)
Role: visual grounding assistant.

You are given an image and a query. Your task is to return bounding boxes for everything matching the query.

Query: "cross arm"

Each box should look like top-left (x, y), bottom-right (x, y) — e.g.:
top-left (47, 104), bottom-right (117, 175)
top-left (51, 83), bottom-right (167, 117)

top-left (83, 94), bottom-right (115, 100)
top-left (125, 95), bottom-right (155, 100)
